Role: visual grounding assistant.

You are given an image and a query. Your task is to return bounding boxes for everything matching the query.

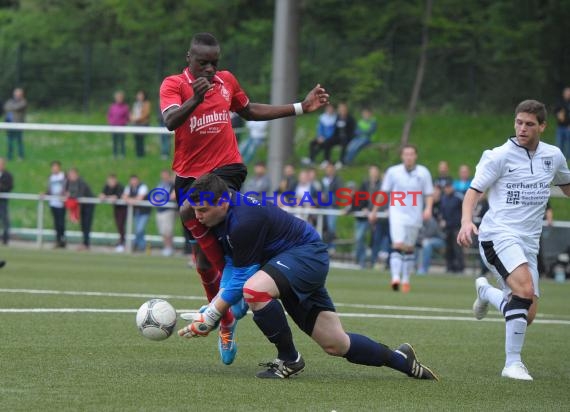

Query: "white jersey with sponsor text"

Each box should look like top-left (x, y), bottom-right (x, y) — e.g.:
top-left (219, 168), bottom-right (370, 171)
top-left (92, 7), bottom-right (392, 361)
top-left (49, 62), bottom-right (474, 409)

top-left (472, 138), bottom-right (570, 253)
top-left (381, 164), bottom-right (434, 227)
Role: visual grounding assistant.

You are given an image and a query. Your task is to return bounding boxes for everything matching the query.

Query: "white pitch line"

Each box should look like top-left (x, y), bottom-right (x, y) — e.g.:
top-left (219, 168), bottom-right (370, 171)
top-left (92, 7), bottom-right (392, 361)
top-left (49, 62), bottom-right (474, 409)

top-left (0, 288), bottom-right (204, 301)
top-left (0, 308), bottom-right (569, 325)
top-left (0, 288), bottom-right (568, 321)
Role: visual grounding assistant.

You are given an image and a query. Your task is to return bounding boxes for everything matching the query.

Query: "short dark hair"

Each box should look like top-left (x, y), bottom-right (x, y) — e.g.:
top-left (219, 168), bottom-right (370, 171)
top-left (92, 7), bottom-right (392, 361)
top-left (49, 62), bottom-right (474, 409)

top-left (400, 143), bottom-right (418, 154)
top-left (190, 33), bottom-right (219, 49)
top-left (515, 100), bottom-right (547, 124)
top-left (190, 173), bottom-right (228, 205)
top-left (51, 160), bottom-right (61, 167)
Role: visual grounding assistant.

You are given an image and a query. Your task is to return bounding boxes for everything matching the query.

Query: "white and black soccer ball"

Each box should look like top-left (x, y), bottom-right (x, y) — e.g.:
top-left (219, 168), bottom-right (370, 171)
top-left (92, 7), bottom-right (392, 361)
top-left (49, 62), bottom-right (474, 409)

top-left (135, 299), bottom-right (177, 341)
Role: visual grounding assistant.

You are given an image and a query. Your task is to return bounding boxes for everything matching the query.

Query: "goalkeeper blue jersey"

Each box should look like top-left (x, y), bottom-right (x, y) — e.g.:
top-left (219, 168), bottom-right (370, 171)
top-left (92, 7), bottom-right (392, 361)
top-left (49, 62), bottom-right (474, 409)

top-left (213, 191), bottom-right (322, 268)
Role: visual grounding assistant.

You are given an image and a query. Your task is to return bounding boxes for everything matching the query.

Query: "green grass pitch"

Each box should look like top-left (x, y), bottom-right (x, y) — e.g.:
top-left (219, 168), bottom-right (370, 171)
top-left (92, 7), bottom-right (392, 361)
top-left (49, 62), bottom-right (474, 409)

top-left (1, 247), bottom-right (569, 411)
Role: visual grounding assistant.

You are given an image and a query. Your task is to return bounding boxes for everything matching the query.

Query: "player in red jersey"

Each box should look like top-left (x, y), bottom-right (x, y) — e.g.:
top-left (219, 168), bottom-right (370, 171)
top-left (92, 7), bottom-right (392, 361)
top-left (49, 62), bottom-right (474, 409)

top-left (159, 32), bottom-right (329, 365)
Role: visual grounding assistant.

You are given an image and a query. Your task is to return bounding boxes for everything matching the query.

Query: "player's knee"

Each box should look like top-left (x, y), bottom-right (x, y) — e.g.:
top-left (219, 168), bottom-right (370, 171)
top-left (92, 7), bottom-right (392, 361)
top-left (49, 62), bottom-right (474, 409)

top-left (504, 294), bottom-right (532, 322)
top-left (513, 283), bottom-right (534, 300)
top-left (319, 341), bottom-right (346, 357)
top-left (243, 287), bottom-right (273, 311)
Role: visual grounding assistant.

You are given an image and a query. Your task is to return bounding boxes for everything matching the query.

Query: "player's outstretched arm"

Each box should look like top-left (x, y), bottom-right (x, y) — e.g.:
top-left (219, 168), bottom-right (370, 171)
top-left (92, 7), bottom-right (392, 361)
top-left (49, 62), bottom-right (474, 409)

top-left (239, 84), bottom-right (330, 121)
top-left (457, 188), bottom-right (482, 247)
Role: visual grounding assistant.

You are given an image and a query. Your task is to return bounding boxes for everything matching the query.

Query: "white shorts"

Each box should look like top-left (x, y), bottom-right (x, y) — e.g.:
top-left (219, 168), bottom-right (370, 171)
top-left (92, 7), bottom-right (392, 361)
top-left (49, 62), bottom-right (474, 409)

top-left (156, 210), bottom-right (176, 237)
top-left (479, 238), bottom-right (539, 297)
top-left (389, 221), bottom-right (420, 248)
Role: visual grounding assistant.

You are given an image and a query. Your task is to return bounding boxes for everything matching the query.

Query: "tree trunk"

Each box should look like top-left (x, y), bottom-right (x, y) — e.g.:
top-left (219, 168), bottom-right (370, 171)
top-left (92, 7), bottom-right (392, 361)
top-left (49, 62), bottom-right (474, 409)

top-left (401, 0), bottom-right (433, 146)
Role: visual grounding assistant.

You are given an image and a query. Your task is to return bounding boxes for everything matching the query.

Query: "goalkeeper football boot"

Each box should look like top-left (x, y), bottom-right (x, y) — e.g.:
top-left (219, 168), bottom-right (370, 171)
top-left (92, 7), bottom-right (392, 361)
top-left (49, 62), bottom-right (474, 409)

top-left (218, 320), bottom-right (238, 365)
top-left (394, 343), bottom-right (439, 381)
top-left (256, 353), bottom-right (305, 379)
top-left (472, 276), bottom-right (490, 320)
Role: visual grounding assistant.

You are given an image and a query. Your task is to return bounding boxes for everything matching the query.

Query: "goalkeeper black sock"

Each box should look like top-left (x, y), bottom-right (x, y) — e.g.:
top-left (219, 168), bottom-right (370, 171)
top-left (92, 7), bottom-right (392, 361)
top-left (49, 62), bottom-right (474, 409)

top-left (252, 299), bottom-right (298, 362)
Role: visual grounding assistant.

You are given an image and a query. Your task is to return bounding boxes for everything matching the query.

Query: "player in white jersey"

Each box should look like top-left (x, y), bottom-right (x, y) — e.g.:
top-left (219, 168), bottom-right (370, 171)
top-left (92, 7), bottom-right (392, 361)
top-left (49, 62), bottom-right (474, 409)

top-left (369, 144), bottom-right (433, 293)
top-left (458, 100), bottom-right (570, 381)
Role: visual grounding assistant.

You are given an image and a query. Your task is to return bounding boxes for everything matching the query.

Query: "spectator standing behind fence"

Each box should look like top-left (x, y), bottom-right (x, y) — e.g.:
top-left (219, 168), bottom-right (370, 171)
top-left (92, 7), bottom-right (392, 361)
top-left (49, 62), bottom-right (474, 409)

top-left (122, 175), bottom-right (150, 252)
top-left (277, 163), bottom-right (297, 206)
top-left (65, 168), bottom-right (95, 251)
top-left (130, 90), bottom-right (151, 158)
top-left (239, 120), bottom-right (268, 165)
top-left (433, 160), bottom-right (451, 189)
top-left (347, 165), bottom-right (383, 269)
top-left (3, 87), bottom-right (27, 161)
top-left (453, 164), bottom-right (472, 195)
top-left (44, 161), bottom-right (66, 249)
top-left (0, 158), bottom-right (14, 245)
top-left (554, 86), bottom-right (570, 158)
top-left (417, 186), bottom-right (445, 275)
top-left (155, 170), bottom-right (176, 257)
top-left (107, 91), bottom-right (130, 159)
top-left (158, 109), bottom-right (172, 160)
top-left (320, 163), bottom-right (343, 252)
top-left (440, 177), bottom-right (464, 273)
top-left (305, 104), bottom-right (337, 168)
top-left (242, 161), bottom-right (271, 199)
top-left (344, 108), bottom-right (378, 165)
top-left (99, 174), bottom-right (127, 253)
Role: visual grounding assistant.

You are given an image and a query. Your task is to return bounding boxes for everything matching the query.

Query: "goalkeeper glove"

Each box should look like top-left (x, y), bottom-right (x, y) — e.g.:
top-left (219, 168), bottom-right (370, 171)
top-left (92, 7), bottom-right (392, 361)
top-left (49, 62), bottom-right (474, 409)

top-left (178, 304), bottom-right (222, 338)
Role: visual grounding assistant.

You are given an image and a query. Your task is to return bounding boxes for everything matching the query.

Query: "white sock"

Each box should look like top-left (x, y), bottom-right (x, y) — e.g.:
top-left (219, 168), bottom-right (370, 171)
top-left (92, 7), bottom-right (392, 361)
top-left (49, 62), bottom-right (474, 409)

top-left (480, 285), bottom-right (506, 312)
top-left (505, 317), bottom-right (527, 367)
top-left (402, 253), bottom-right (415, 284)
top-left (390, 252), bottom-right (402, 283)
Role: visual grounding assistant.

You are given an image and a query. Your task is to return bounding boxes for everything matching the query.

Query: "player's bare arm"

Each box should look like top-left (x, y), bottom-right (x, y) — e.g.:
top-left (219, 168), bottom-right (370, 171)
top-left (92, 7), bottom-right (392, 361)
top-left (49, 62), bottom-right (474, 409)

top-left (238, 84), bottom-right (330, 121)
top-left (162, 78), bottom-right (213, 131)
top-left (457, 188), bottom-right (483, 247)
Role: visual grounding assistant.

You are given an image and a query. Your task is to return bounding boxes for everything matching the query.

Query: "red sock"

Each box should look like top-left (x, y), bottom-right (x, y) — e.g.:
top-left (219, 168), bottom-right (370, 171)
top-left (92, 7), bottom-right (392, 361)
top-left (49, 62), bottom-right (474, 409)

top-left (196, 266), bottom-right (220, 302)
top-left (184, 218), bottom-right (225, 274)
top-left (220, 309), bottom-right (235, 329)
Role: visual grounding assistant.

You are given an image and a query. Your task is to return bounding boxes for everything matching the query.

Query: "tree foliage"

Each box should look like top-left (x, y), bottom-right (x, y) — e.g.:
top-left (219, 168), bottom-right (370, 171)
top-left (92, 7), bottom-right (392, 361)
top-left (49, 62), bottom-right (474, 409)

top-left (0, 0), bottom-right (568, 112)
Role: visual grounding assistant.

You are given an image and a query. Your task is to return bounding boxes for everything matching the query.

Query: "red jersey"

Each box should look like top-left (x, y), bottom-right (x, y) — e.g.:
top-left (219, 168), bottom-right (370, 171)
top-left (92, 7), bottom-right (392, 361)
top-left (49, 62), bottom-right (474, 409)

top-left (159, 68), bottom-right (250, 178)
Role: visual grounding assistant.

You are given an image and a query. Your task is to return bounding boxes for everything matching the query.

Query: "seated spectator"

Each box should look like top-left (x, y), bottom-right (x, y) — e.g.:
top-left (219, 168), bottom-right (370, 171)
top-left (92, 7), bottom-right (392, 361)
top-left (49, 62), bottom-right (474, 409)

top-left (343, 108), bottom-right (377, 165)
top-left (326, 102), bottom-right (356, 168)
top-left (99, 174), bottom-right (127, 252)
top-left (239, 120), bottom-right (269, 164)
top-left (453, 164), bottom-right (472, 195)
top-left (304, 104), bottom-right (336, 167)
top-left (65, 168), bottom-right (95, 251)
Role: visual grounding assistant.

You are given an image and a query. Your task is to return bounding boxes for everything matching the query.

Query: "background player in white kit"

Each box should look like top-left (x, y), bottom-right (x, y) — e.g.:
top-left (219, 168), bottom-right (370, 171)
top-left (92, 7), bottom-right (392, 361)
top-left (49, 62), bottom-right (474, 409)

top-left (457, 100), bottom-right (570, 380)
top-left (369, 144), bottom-right (433, 293)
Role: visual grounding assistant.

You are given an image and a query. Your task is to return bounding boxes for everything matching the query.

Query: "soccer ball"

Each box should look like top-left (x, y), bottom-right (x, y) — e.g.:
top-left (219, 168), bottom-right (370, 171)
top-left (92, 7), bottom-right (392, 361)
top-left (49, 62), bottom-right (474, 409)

top-left (136, 299), bottom-right (177, 341)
